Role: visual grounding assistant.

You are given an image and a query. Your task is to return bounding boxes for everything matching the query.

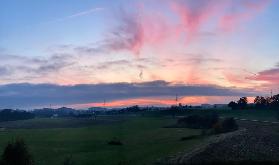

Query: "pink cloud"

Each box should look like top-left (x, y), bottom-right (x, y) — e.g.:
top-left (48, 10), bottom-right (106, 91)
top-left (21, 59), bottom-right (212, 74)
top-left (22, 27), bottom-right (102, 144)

top-left (247, 68), bottom-right (279, 84)
top-left (223, 71), bottom-right (252, 87)
top-left (105, 0), bottom-right (271, 56)
top-left (243, 0), bottom-right (271, 11)
top-left (171, 0), bottom-right (227, 42)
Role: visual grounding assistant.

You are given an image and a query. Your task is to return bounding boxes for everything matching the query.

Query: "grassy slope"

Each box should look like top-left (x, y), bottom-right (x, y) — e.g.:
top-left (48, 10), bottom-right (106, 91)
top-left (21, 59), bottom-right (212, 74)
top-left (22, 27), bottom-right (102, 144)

top-left (0, 117), bottom-right (203, 165)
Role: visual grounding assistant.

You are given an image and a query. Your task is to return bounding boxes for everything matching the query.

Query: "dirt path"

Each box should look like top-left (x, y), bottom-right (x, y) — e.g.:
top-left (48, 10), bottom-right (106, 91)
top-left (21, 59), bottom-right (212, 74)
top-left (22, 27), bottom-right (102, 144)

top-left (158, 119), bottom-right (279, 164)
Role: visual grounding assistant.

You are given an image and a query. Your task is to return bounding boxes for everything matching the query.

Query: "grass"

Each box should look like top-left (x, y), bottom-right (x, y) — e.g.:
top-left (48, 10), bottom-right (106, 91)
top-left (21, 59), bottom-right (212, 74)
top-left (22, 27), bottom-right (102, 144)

top-left (217, 109), bottom-right (278, 121)
top-left (151, 109), bottom-right (279, 122)
top-left (0, 116), bottom-right (203, 165)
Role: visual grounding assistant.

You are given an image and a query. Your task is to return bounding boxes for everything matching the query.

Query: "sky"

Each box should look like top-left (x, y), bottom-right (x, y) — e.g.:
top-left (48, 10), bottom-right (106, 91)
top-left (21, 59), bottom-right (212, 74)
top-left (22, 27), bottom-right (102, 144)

top-left (0, 0), bottom-right (279, 109)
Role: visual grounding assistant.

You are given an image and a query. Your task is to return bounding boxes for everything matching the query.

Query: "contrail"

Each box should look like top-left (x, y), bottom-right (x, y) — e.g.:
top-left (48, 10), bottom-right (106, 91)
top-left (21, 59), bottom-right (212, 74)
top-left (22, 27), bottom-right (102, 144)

top-left (43, 7), bottom-right (104, 24)
top-left (67, 7), bottom-right (104, 19)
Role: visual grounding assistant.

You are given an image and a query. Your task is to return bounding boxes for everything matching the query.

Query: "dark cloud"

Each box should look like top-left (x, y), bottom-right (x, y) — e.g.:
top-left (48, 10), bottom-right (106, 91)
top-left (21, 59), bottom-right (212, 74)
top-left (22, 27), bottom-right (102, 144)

top-left (0, 53), bottom-right (74, 79)
top-left (33, 54), bottom-right (74, 74)
top-left (73, 9), bottom-right (143, 56)
top-left (80, 58), bottom-right (160, 73)
top-left (95, 60), bottom-right (130, 70)
top-left (0, 80), bottom-right (257, 108)
top-left (0, 53), bottom-right (29, 62)
top-left (106, 9), bottom-right (143, 55)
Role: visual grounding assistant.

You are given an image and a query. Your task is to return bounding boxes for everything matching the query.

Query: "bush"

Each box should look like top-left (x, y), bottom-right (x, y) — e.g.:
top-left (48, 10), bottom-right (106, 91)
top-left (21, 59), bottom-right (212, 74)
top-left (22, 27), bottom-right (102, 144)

top-left (108, 138), bottom-right (123, 146)
top-left (214, 117), bottom-right (238, 134)
top-left (222, 117), bottom-right (238, 132)
top-left (180, 135), bottom-right (200, 141)
top-left (0, 139), bottom-right (34, 165)
top-left (212, 121), bottom-right (223, 134)
top-left (177, 112), bottom-right (219, 129)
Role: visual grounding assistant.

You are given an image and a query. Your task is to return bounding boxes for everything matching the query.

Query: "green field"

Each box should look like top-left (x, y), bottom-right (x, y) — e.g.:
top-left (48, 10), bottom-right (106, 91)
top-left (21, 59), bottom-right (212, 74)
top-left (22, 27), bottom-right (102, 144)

top-left (0, 110), bottom-right (276, 165)
top-left (149, 109), bottom-right (279, 122)
top-left (0, 116), bottom-right (203, 165)
top-left (218, 109), bottom-right (278, 121)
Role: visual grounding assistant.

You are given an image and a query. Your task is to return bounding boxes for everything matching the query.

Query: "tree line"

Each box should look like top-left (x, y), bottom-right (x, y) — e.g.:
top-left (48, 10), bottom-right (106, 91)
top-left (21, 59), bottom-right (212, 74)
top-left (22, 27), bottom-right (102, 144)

top-left (0, 109), bottom-right (34, 122)
top-left (228, 94), bottom-right (279, 110)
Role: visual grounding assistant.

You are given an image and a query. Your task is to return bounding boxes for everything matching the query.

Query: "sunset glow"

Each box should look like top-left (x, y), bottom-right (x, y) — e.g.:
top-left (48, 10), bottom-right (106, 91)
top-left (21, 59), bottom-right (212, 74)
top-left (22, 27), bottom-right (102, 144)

top-left (1, 0), bottom-right (279, 108)
top-left (72, 96), bottom-right (256, 109)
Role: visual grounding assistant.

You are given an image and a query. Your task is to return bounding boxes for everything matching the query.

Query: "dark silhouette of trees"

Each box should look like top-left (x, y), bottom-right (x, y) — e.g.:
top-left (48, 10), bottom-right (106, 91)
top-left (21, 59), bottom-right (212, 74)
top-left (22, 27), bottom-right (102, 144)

top-left (228, 101), bottom-right (238, 110)
top-left (237, 97), bottom-right (248, 109)
top-left (121, 105), bottom-right (140, 113)
top-left (254, 96), bottom-right (268, 109)
top-left (270, 94), bottom-right (279, 110)
top-left (253, 94), bottom-right (279, 110)
top-left (0, 110), bottom-right (34, 122)
top-left (229, 94), bottom-right (279, 110)
top-left (32, 107), bottom-right (76, 117)
top-left (228, 97), bottom-right (248, 110)
top-left (0, 139), bottom-right (34, 165)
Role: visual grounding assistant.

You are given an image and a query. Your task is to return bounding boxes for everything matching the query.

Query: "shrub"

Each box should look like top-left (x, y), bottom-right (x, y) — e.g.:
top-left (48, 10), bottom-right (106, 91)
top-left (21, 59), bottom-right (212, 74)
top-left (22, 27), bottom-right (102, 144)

top-left (177, 112), bottom-right (219, 129)
top-left (212, 121), bottom-right (223, 134)
top-left (108, 138), bottom-right (123, 146)
top-left (0, 139), bottom-right (34, 165)
top-left (222, 117), bottom-right (238, 132)
top-left (180, 135), bottom-right (200, 141)
top-left (213, 117), bottom-right (238, 134)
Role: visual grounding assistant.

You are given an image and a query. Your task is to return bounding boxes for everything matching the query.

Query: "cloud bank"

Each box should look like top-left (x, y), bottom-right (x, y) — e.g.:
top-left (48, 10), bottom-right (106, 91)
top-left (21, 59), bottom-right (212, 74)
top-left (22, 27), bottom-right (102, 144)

top-left (0, 80), bottom-right (258, 108)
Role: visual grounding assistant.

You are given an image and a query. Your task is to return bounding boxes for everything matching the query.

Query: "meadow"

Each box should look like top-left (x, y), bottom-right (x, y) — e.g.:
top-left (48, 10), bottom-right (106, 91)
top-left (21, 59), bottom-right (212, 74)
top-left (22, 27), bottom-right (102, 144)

top-left (0, 116), bottom-right (203, 165)
top-left (0, 109), bottom-right (277, 165)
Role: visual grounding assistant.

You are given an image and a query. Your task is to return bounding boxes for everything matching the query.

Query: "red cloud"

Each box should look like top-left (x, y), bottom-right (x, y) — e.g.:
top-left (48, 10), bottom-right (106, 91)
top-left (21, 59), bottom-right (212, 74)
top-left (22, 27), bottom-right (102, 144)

top-left (247, 68), bottom-right (279, 84)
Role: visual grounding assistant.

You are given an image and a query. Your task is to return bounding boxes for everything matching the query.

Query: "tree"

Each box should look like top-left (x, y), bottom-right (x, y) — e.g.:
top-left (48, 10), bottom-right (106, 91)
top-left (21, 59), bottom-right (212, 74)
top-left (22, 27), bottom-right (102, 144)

top-left (254, 96), bottom-right (268, 109)
top-left (237, 97), bottom-right (248, 109)
top-left (1, 139), bottom-right (34, 165)
top-left (0, 110), bottom-right (34, 122)
top-left (228, 101), bottom-right (238, 110)
top-left (270, 94), bottom-right (279, 110)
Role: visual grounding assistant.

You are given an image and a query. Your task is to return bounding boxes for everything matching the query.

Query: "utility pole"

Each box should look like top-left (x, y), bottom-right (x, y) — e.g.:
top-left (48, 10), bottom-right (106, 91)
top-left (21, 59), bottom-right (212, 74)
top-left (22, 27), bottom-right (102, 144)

top-left (103, 99), bottom-right (106, 108)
